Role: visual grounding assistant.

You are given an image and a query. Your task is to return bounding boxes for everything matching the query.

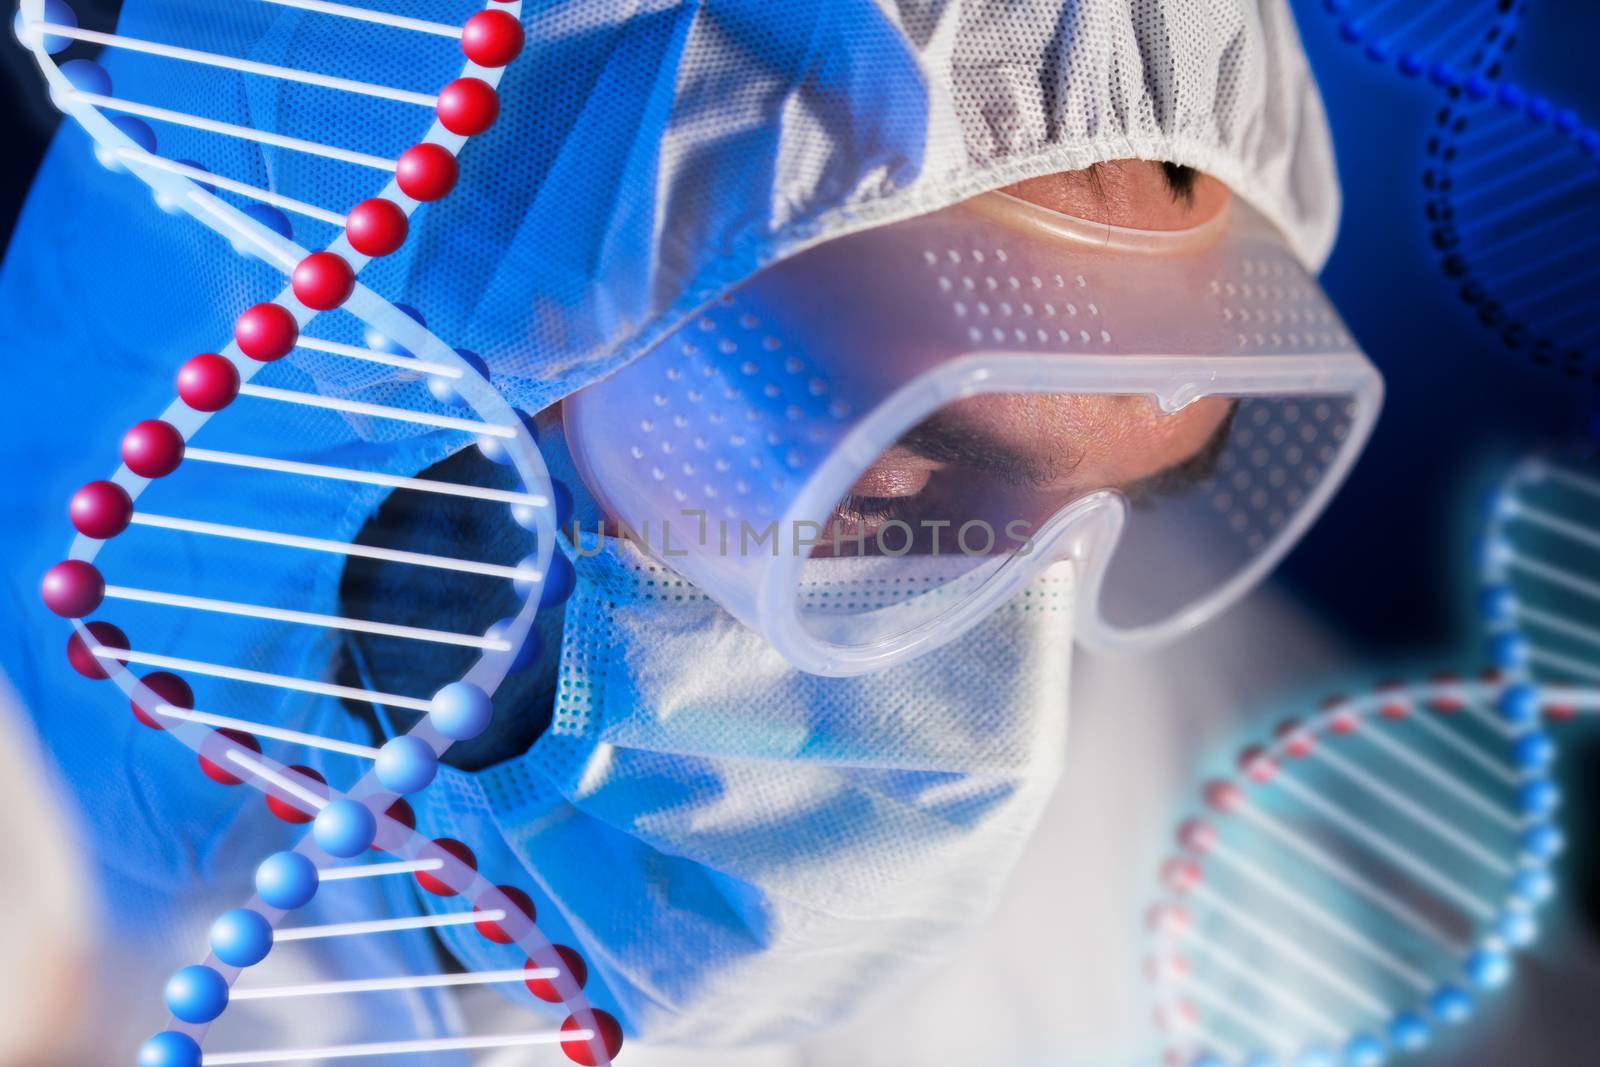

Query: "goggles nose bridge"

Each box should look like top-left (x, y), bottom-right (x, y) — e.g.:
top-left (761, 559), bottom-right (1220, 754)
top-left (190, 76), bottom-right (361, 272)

top-left (765, 490), bottom-right (1128, 678)
top-left (1158, 379), bottom-right (1208, 414)
top-left (1028, 489), bottom-right (1129, 652)
top-left (1023, 488), bottom-right (1128, 565)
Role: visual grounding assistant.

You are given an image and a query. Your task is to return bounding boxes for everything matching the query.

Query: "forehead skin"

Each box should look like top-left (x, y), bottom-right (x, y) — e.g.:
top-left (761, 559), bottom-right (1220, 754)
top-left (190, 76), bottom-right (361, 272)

top-left (1001, 159), bottom-right (1232, 230)
top-left (905, 392), bottom-right (1235, 494)
top-left (980, 162), bottom-right (1234, 490)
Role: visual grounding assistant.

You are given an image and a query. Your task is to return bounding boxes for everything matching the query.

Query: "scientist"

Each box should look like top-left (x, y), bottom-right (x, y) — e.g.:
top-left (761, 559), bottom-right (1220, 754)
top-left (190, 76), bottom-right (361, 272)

top-left (0, 0), bottom-right (1367, 1064)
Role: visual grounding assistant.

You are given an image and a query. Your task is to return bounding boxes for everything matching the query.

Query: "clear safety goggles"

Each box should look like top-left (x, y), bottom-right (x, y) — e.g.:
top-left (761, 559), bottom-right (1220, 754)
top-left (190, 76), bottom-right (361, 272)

top-left (564, 192), bottom-right (1382, 676)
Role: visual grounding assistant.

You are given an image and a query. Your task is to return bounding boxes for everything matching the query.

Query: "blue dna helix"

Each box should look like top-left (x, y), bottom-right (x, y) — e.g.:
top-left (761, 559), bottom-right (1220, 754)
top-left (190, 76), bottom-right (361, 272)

top-left (1148, 448), bottom-right (1600, 1067)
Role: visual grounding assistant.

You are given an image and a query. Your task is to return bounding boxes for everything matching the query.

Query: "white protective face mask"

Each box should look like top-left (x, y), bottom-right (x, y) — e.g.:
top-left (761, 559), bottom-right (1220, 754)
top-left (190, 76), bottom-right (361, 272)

top-left (411, 537), bottom-right (1077, 1046)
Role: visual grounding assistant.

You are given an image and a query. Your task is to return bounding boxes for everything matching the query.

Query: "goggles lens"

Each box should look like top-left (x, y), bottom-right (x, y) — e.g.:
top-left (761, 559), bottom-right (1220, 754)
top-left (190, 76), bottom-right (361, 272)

top-left (792, 390), bottom-right (1360, 652)
top-left (1093, 393), bottom-right (1360, 638)
top-left (565, 193), bottom-right (1382, 674)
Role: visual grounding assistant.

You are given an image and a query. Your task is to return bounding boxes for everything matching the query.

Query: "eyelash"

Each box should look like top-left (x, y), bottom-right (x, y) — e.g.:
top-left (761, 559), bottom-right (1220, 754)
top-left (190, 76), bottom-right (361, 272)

top-left (834, 493), bottom-right (912, 525)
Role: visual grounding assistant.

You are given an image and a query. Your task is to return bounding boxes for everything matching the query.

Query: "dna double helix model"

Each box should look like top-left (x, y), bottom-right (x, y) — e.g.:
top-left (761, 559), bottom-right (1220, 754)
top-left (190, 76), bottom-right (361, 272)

top-left (1148, 448), bottom-right (1600, 1067)
top-left (1312, 1), bottom-right (1600, 386)
top-left (17, 1), bottom-right (622, 1064)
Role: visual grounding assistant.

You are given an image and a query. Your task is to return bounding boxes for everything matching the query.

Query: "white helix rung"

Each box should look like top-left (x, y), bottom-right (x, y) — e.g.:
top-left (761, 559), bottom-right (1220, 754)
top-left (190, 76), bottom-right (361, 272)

top-left (233, 967), bottom-right (555, 1001)
top-left (1173, 976), bottom-right (1300, 1055)
top-left (71, 89), bottom-right (398, 170)
top-left (276, 909), bottom-right (495, 943)
top-left (1164, 1012), bottom-right (1245, 1066)
top-left (1172, 923), bottom-right (1348, 1041)
top-left (1451, 690), bottom-right (1518, 739)
top-left (98, 646), bottom-right (433, 712)
top-left (1508, 552), bottom-right (1600, 606)
top-left (1404, 705), bottom-right (1520, 784)
top-left (32, 23), bottom-right (440, 106)
top-left (187, 191), bottom-right (301, 270)
top-left (1307, 744), bottom-right (1516, 876)
top-left (1545, 464), bottom-right (1600, 500)
top-left (259, 0), bottom-right (465, 38)
top-left (1504, 505), bottom-right (1600, 556)
top-left (103, 584), bottom-right (513, 650)
top-left (1231, 796), bottom-right (1460, 948)
top-left (184, 448), bottom-right (551, 509)
top-left (110, 146), bottom-right (346, 225)
top-left (1353, 722), bottom-right (1519, 829)
top-left (155, 704), bottom-right (381, 759)
top-left (1191, 882), bottom-right (1391, 1018)
top-left (295, 336), bottom-right (464, 378)
top-left (203, 1030), bottom-right (590, 1065)
top-left (129, 512), bottom-right (539, 581)
top-left (1264, 772), bottom-right (1498, 920)
top-left (224, 749), bottom-right (329, 810)
top-left (1515, 604), bottom-right (1600, 653)
top-left (1531, 647), bottom-right (1600, 682)
top-left (1208, 841), bottom-right (1434, 993)
top-left (236, 383), bottom-right (517, 437)
top-left (317, 858), bottom-right (444, 881)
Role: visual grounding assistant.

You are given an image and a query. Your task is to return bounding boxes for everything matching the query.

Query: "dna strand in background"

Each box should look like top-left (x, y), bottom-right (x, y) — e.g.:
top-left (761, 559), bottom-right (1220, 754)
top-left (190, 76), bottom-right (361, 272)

top-left (1481, 451), bottom-right (1600, 700)
top-left (1147, 674), bottom-right (1563, 1067)
top-left (1312, 1), bottom-right (1600, 387)
top-left (1317, 0), bottom-right (1523, 84)
top-left (18, 1), bottom-right (623, 1064)
top-left (1425, 95), bottom-right (1600, 384)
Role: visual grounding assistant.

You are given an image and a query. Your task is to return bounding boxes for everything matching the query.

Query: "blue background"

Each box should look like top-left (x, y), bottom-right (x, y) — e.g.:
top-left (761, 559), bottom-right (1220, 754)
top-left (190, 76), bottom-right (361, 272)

top-left (1282, 0), bottom-right (1596, 659)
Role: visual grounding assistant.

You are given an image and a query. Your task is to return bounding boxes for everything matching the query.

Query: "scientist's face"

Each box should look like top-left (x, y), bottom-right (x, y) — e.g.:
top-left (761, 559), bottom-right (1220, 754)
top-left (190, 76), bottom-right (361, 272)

top-left (821, 161), bottom-right (1236, 552)
top-left (564, 160), bottom-right (1236, 555)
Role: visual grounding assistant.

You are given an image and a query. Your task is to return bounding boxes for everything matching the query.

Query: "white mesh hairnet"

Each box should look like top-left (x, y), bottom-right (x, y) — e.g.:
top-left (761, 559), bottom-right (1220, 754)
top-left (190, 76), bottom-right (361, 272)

top-left (391, 0), bottom-right (1343, 413)
top-left (14, 0), bottom-right (1338, 425)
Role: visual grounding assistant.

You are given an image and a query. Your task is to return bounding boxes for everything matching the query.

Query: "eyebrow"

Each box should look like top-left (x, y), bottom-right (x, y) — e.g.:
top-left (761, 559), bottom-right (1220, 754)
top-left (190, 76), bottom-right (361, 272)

top-left (897, 402), bottom-right (1237, 497)
top-left (897, 412), bottom-right (1080, 487)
